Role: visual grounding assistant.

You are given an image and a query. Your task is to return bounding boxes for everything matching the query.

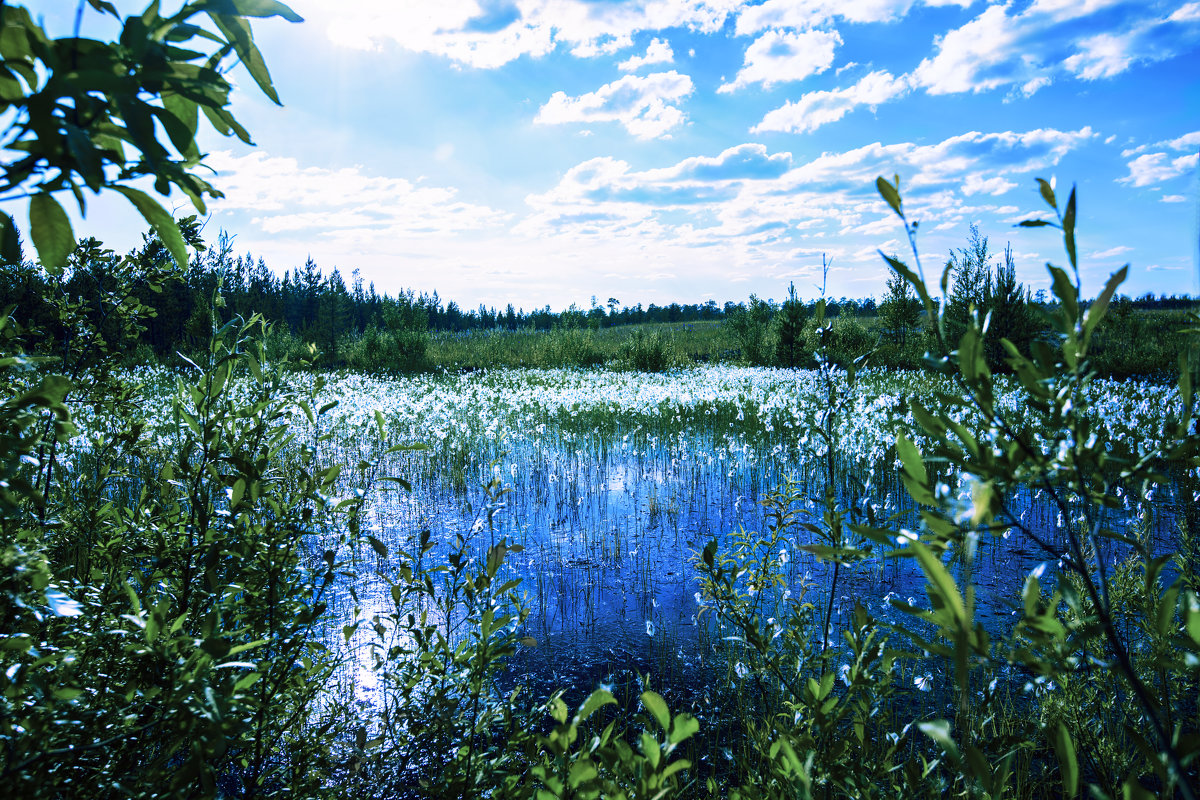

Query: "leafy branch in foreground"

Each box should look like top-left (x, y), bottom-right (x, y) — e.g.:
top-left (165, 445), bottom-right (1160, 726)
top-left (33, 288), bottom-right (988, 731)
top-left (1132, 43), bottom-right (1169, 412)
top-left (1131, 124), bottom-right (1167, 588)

top-left (0, 1), bottom-right (302, 271)
top-left (876, 174), bottom-right (1200, 799)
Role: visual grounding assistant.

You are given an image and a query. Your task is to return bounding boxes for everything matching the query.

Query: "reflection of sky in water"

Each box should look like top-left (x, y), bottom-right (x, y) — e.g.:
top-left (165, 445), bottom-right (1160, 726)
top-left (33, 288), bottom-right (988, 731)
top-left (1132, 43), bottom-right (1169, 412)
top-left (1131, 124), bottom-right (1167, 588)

top-left (325, 421), bottom-right (1195, 720)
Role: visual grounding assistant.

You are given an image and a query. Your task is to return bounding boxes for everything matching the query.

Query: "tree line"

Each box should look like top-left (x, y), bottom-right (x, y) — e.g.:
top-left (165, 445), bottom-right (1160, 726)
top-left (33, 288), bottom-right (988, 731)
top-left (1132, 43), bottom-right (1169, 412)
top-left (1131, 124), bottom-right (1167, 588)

top-left (0, 220), bottom-right (1192, 375)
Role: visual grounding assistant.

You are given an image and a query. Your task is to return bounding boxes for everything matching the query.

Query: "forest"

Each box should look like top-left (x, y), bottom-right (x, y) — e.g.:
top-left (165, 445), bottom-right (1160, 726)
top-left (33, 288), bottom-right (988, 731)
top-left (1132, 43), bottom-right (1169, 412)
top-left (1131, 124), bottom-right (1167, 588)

top-left (0, 221), bottom-right (1193, 378)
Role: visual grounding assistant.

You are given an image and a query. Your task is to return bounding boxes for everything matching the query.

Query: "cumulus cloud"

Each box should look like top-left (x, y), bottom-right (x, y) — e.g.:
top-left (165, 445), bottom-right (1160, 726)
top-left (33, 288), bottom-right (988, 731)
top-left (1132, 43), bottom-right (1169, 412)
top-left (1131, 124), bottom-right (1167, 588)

top-left (718, 29), bottom-right (841, 93)
top-left (535, 71), bottom-right (694, 139)
top-left (205, 151), bottom-right (508, 236)
top-left (668, 143), bottom-right (794, 181)
top-left (745, 3), bottom-right (1199, 135)
top-left (618, 37), bottom-right (674, 71)
top-left (296, 0), bottom-right (738, 68)
top-left (751, 71), bottom-right (911, 134)
top-left (1120, 151), bottom-right (1199, 187)
top-left (914, 0), bottom-right (1200, 96)
top-left (962, 175), bottom-right (1018, 196)
top-left (732, 0), bottom-right (972, 36)
top-left (1121, 130), bottom-right (1200, 157)
top-left (519, 126), bottom-right (1092, 258)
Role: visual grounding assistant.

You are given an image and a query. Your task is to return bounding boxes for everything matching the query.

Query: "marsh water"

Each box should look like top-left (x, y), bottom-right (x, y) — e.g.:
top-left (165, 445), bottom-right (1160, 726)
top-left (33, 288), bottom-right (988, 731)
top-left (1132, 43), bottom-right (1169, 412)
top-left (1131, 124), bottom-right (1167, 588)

top-left (326, 419), bottom-right (1195, 723)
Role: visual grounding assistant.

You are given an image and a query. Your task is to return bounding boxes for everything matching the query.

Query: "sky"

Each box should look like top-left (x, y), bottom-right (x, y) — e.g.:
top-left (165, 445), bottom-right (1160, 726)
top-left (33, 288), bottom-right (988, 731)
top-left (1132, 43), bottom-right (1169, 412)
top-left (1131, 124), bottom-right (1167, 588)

top-left (36, 0), bottom-right (1200, 310)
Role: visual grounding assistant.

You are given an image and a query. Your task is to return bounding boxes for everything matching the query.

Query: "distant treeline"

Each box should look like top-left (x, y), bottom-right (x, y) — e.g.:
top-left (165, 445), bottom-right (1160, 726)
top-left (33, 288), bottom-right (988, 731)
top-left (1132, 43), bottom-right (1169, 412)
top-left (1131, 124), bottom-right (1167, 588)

top-left (0, 225), bottom-right (1194, 378)
top-left (0, 228), bottom-right (881, 358)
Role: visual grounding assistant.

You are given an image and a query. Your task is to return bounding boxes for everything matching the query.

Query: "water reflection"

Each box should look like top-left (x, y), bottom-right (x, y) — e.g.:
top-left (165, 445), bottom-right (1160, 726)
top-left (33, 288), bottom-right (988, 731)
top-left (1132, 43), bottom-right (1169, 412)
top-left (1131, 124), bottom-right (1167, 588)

top-left (329, 421), bottom-right (1192, 719)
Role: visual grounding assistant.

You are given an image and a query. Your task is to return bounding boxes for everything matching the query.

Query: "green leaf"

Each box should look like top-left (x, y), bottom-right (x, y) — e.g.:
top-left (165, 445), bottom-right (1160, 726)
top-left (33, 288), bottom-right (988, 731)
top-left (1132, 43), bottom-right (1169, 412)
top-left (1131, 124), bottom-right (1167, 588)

top-left (876, 175), bottom-right (903, 218)
top-left (209, 14), bottom-right (282, 104)
top-left (1082, 265), bottom-right (1127, 346)
top-left (567, 760), bottom-right (597, 788)
top-left (1157, 584), bottom-right (1180, 638)
top-left (386, 442), bottom-right (428, 453)
top-left (1036, 177), bottom-right (1057, 210)
top-left (1062, 186), bottom-right (1077, 268)
top-left (668, 713), bottom-right (699, 745)
top-left (44, 588), bottom-right (82, 617)
top-left (895, 433), bottom-right (934, 505)
top-left (641, 731), bottom-right (661, 768)
top-left (576, 689), bottom-right (616, 724)
top-left (1052, 722), bottom-right (1079, 798)
top-left (918, 719), bottom-right (961, 764)
top-left (1048, 265), bottom-right (1079, 321)
top-left (1121, 777), bottom-right (1157, 800)
top-left (112, 186), bottom-right (189, 268)
top-left (234, 671), bottom-right (262, 691)
top-left (366, 536), bottom-right (388, 558)
top-left (911, 540), bottom-right (966, 627)
top-left (1017, 218), bottom-right (1053, 227)
top-left (641, 690), bottom-right (670, 732)
top-left (197, 0), bottom-right (304, 21)
top-left (0, 210), bottom-right (21, 266)
top-left (381, 475), bottom-right (412, 492)
top-left (201, 637), bottom-right (231, 658)
top-left (29, 193), bottom-right (75, 274)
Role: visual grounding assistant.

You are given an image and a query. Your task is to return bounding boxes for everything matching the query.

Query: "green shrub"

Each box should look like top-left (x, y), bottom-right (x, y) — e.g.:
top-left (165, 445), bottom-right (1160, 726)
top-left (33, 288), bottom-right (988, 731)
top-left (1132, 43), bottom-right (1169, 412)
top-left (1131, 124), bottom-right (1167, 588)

top-left (340, 324), bottom-right (429, 372)
top-left (540, 327), bottom-right (606, 368)
top-left (1, 314), bottom-right (365, 798)
top-left (619, 328), bottom-right (679, 372)
top-left (724, 295), bottom-right (774, 366)
top-left (804, 315), bottom-right (874, 369)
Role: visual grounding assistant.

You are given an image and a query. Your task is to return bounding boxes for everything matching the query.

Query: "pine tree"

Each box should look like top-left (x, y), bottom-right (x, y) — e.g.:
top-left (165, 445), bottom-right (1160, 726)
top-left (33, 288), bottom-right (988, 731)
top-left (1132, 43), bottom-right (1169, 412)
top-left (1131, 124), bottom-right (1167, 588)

top-left (984, 243), bottom-right (1039, 369)
top-left (879, 268), bottom-right (921, 348)
top-left (945, 224), bottom-right (993, 347)
top-left (775, 282), bottom-right (808, 367)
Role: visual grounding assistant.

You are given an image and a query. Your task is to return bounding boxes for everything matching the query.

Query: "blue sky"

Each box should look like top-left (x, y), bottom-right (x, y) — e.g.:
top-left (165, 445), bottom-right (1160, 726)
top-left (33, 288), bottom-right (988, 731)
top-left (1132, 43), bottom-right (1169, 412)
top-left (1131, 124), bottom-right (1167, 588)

top-left (44, 1), bottom-right (1200, 309)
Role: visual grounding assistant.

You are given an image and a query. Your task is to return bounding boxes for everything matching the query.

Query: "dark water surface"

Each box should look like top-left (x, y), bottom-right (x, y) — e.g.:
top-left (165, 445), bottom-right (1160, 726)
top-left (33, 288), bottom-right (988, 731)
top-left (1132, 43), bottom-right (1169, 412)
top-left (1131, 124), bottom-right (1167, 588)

top-left (327, 426), bottom-right (1196, 725)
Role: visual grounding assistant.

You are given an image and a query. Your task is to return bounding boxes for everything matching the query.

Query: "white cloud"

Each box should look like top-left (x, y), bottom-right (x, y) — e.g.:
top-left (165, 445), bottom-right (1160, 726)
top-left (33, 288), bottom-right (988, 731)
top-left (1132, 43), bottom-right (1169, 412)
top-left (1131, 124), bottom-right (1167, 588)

top-left (297, 0), bottom-right (739, 69)
top-left (733, 0), bottom-right (972, 36)
top-left (535, 71), bottom-right (694, 139)
top-left (751, 71), bottom-right (911, 134)
top-left (1120, 152), bottom-right (1199, 187)
top-left (1165, 131), bottom-right (1200, 151)
top-left (735, 2), bottom-right (1199, 136)
top-left (618, 37), bottom-right (674, 71)
top-left (570, 33), bottom-right (634, 58)
top-left (718, 29), bottom-right (841, 93)
top-left (205, 150), bottom-right (508, 236)
top-left (1019, 76), bottom-right (1052, 96)
top-left (1089, 245), bottom-right (1132, 259)
top-left (1121, 130), bottom-right (1200, 157)
top-left (1161, 194), bottom-right (1187, 203)
top-left (1171, 2), bottom-right (1200, 22)
top-left (962, 174), bottom-right (1018, 196)
top-left (1063, 31), bottom-right (1140, 80)
top-left (518, 126), bottom-right (1092, 260)
top-left (912, 3), bottom-right (1032, 95)
top-left (914, 0), bottom-right (1200, 96)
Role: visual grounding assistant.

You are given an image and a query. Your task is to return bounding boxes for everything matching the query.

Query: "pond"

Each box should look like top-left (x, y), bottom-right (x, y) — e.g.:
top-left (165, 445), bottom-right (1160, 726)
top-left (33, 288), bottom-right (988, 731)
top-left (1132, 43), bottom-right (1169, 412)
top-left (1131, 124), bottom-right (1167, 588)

top-left (303, 366), bottom-right (1196, 723)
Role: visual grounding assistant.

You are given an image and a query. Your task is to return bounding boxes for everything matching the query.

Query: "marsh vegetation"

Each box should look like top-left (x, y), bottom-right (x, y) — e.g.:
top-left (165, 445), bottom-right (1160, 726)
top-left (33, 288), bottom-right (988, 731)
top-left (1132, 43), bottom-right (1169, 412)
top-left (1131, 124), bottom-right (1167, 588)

top-left (2, 3), bottom-right (1198, 798)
